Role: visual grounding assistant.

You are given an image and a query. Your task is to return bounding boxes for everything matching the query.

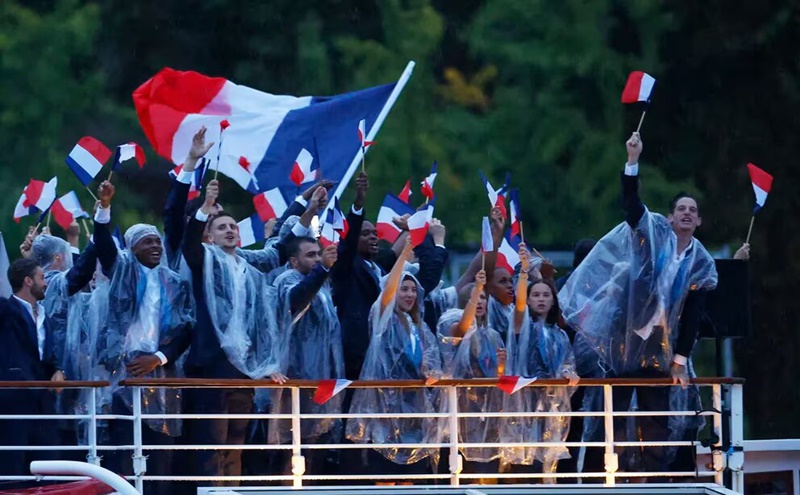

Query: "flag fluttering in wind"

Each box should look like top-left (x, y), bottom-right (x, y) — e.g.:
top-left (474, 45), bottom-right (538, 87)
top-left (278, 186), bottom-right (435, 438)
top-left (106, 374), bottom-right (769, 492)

top-left (509, 188), bottom-right (522, 241)
top-left (747, 163), bottom-right (773, 213)
top-left (398, 180), bottom-right (412, 204)
top-left (497, 232), bottom-right (521, 275)
top-left (238, 214), bottom-right (266, 247)
top-left (13, 191), bottom-right (38, 223)
top-left (253, 188), bottom-right (289, 222)
top-left (479, 171), bottom-right (509, 219)
top-left (621, 71), bottom-right (656, 103)
top-left (169, 158), bottom-right (209, 201)
top-left (289, 148), bottom-right (316, 187)
top-left (112, 143), bottom-right (146, 170)
top-left (313, 379), bottom-right (352, 405)
top-left (420, 161), bottom-right (438, 201)
top-left (51, 191), bottom-right (89, 230)
top-left (407, 202), bottom-right (434, 247)
top-left (22, 178), bottom-right (58, 213)
top-left (481, 216), bottom-right (493, 253)
top-left (377, 193), bottom-right (416, 243)
top-left (66, 137), bottom-right (112, 186)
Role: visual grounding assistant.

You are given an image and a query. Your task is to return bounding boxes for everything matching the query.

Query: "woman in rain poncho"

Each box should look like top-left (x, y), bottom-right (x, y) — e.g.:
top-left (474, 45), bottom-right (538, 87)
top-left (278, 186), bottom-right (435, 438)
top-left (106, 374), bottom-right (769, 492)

top-left (346, 238), bottom-right (443, 478)
top-left (437, 269), bottom-right (507, 475)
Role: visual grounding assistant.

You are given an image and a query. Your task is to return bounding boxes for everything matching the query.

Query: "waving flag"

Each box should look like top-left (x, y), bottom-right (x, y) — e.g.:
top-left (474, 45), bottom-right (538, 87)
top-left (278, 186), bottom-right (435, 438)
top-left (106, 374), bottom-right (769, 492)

top-left (358, 119), bottom-right (375, 151)
top-left (238, 214), bottom-right (265, 247)
top-left (51, 191), bottom-right (89, 230)
top-left (289, 148), bottom-right (316, 187)
top-left (407, 203), bottom-right (434, 247)
top-left (747, 163), bottom-right (773, 213)
top-left (253, 188), bottom-right (289, 222)
top-left (420, 161), bottom-right (438, 200)
top-left (112, 142), bottom-right (146, 170)
top-left (497, 375), bottom-right (536, 395)
top-left (313, 379), bottom-right (352, 405)
top-left (377, 193), bottom-right (416, 243)
top-left (319, 209), bottom-right (340, 248)
top-left (398, 180), bottom-right (412, 204)
top-left (170, 158), bottom-right (209, 201)
top-left (65, 137), bottom-right (112, 186)
top-left (22, 177), bottom-right (58, 212)
top-left (509, 188), bottom-right (522, 240)
top-left (332, 197), bottom-right (349, 239)
top-left (497, 232), bottom-right (521, 275)
top-left (13, 192), bottom-right (38, 223)
top-left (133, 64), bottom-right (413, 201)
top-left (479, 171), bottom-right (510, 218)
top-left (621, 71), bottom-right (656, 103)
top-left (481, 216), bottom-right (494, 253)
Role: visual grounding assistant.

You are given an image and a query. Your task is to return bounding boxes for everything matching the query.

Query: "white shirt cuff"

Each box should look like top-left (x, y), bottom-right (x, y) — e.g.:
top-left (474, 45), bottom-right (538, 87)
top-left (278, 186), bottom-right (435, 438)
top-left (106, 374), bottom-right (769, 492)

top-left (195, 209), bottom-right (209, 222)
top-left (176, 169), bottom-right (193, 184)
top-left (624, 163), bottom-right (639, 176)
top-left (351, 206), bottom-right (364, 216)
top-left (673, 354), bottom-right (688, 366)
top-left (435, 244), bottom-right (446, 250)
top-left (291, 222), bottom-right (312, 238)
top-left (320, 264), bottom-right (330, 272)
top-left (154, 351), bottom-right (168, 366)
top-left (94, 206), bottom-right (111, 224)
top-left (294, 196), bottom-right (308, 208)
top-left (70, 246), bottom-right (80, 255)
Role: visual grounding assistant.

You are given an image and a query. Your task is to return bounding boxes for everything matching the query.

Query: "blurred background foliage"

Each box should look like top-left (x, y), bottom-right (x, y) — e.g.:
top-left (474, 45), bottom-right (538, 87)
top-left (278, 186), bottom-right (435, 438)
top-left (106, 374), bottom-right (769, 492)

top-left (1, 0), bottom-right (797, 438)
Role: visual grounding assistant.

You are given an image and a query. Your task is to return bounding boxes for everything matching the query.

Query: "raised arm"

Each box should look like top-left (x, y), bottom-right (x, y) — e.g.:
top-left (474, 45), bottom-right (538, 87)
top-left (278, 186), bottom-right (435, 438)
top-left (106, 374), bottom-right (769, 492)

top-left (513, 243), bottom-right (531, 333)
top-left (414, 218), bottom-right (448, 295)
top-left (182, 180), bottom-right (220, 270)
top-left (622, 131), bottom-right (646, 228)
top-left (453, 270), bottom-right (486, 339)
top-left (331, 172), bottom-right (368, 280)
top-left (456, 207), bottom-right (504, 293)
top-left (93, 181), bottom-right (118, 278)
top-left (380, 238), bottom-right (413, 314)
top-left (288, 244), bottom-right (337, 315)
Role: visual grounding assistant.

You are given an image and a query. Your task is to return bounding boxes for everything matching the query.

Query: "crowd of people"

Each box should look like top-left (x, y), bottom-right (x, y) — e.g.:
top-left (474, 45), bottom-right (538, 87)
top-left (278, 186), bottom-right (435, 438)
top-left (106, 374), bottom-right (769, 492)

top-left (0, 130), bottom-right (750, 491)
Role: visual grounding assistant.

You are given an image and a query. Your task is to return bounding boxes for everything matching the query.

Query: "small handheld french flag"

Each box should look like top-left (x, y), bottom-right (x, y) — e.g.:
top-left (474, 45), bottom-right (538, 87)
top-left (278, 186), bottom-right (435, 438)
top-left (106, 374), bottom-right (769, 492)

top-left (398, 180), bottom-right (412, 204)
top-left (253, 188), bottom-right (289, 222)
top-left (237, 214), bottom-right (265, 248)
top-left (479, 171), bottom-right (510, 219)
top-left (420, 161), bottom-right (438, 200)
top-left (13, 192), bottom-right (38, 223)
top-left (497, 375), bottom-right (536, 395)
top-left (747, 163), bottom-right (773, 213)
top-left (621, 71), bottom-right (656, 104)
top-left (509, 188), bottom-right (522, 240)
top-left (377, 194), bottom-right (416, 243)
top-left (358, 119), bottom-right (374, 150)
top-left (112, 142), bottom-right (146, 170)
top-left (289, 148), bottom-right (316, 187)
top-left (170, 158), bottom-right (209, 201)
top-left (497, 232), bottom-right (521, 275)
top-left (66, 137), bottom-right (112, 186)
top-left (481, 216), bottom-right (494, 253)
top-left (313, 379), bottom-right (352, 405)
top-left (22, 177), bottom-right (58, 212)
top-left (408, 203), bottom-right (434, 247)
top-left (319, 209), bottom-right (340, 248)
top-left (51, 191), bottom-right (89, 230)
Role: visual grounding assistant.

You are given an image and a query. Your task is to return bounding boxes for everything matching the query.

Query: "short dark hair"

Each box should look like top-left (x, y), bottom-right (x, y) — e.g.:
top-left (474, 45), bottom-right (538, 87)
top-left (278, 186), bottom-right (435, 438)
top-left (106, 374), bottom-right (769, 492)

top-left (8, 258), bottom-right (40, 293)
top-left (286, 236), bottom-right (318, 258)
top-left (669, 192), bottom-right (700, 214)
top-left (207, 213), bottom-right (237, 230)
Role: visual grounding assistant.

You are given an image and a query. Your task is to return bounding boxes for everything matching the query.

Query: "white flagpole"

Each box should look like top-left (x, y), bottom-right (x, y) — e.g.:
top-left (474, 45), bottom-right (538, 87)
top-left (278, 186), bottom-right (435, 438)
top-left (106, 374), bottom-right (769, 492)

top-left (329, 61), bottom-right (416, 204)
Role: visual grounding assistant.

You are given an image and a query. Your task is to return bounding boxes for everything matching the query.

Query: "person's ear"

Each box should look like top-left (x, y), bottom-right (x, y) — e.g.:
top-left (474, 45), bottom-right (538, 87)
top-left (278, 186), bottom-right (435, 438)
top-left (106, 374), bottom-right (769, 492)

top-left (696, 216), bottom-right (702, 227)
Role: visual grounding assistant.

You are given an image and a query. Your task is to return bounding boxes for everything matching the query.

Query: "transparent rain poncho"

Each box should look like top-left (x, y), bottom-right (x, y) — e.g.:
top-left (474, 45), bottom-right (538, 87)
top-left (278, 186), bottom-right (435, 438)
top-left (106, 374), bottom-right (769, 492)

top-left (488, 296), bottom-right (513, 341)
top-left (95, 248), bottom-right (194, 436)
top-left (558, 208), bottom-right (717, 460)
top-left (268, 268), bottom-right (345, 444)
top-left (201, 244), bottom-right (283, 379)
top-left (346, 273), bottom-right (443, 465)
top-left (437, 308), bottom-right (506, 462)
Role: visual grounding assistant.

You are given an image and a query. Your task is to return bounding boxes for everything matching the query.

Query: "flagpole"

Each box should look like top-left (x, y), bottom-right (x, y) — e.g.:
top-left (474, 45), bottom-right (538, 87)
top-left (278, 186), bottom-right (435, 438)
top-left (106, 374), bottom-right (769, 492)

top-left (46, 210), bottom-right (52, 229)
top-left (520, 222), bottom-right (525, 244)
top-left (85, 187), bottom-right (98, 202)
top-left (81, 218), bottom-right (91, 238)
top-left (635, 109), bottom-right (647, 133)
top-left (330, 61), bottom-right (416, 203)
top-left (107, 170), bottom-right (114, 182)
top-left (745, 215), bottom-right (755, 244)
top-left (481, 251), bottom-right (485, 272)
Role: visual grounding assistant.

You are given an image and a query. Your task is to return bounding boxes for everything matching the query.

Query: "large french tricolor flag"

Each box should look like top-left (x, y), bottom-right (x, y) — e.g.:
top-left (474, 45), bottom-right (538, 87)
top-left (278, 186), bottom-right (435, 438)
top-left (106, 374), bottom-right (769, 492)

top-left (253, 188), bottom-right (289, 222)
top-left (237, 214), bottom-right (266, 248)
top-left (376, 193), bottom-right (416, 243)
top-left (65, 137), bottom-right (112, 186)
top-left (747, 163), bottom-right (773, 213)
top-left (134, 63), bottom-right (414, 204)
top-left (621, 71), bottom-right (656, 103)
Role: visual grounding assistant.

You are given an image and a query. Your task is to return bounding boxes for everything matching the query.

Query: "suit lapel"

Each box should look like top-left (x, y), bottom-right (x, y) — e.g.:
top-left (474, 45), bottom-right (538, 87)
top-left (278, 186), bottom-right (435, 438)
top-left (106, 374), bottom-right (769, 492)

top-left (11, 298), bottom-right (39, 359)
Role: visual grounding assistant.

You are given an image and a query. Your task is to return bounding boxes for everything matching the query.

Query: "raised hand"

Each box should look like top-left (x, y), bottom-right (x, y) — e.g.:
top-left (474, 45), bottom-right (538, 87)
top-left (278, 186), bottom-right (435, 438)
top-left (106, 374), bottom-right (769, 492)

top-left (19, 226), bottom-right (37, 258)
top-left (475, 269), bottom-right (487, 289)
top-left (490, 206), bottom-right (505, 240)
top-left (519, 242), bottom-right (530, 273)
top-left (98, 180), bottom-right (115, 209)
top-left (185, 126), bottom-right (214, 171)
top-left (309, 186), bottom-right (328, 211)
top-left (626, 131), bottom-right (643, 164)
top-left (734, 242), bottom-right (750, 260)
top-left (201, 180), bottom-right (220, 215)
top-left (354, 172), bottom-right (369, 209)
top-left (392, 213), bottom-right (411, 231)
top-left (264, 218), bottom-right (278, 239)
top-left (302, 179), bottom-right (336, 201)
top-left (321, 244), bottom-right (338, 269)
top-left (429, 218), bottom-right (446, 245)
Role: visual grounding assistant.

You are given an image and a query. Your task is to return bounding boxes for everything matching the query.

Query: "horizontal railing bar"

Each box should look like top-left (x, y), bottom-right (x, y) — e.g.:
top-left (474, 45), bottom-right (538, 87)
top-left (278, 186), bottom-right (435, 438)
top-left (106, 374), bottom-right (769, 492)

top-left (120, 377), bottom-right (744, 388)
top-left (0, 380), bottom-right (109, 389)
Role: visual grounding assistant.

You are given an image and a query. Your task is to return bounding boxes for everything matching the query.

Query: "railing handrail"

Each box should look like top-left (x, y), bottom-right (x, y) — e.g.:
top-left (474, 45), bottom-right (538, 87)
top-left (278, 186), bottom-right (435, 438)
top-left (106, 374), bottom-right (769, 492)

top-left (119, 376), bottom-right (745, 388)
top-left (0, 380), bottom-right (109, 389)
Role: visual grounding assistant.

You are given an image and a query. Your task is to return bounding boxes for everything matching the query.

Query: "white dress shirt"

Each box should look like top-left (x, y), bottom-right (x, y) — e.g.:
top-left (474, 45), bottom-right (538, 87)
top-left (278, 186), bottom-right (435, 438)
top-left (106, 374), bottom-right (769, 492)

top-left (14, 295), bottom-right (45, 360)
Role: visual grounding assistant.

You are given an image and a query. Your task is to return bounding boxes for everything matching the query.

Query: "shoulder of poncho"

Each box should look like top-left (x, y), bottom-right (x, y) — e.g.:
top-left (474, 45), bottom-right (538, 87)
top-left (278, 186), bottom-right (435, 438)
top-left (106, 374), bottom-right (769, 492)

top-left (274, 268), bottom-right (303, 287)
top-left (439, 307), bottom-right (464, 323)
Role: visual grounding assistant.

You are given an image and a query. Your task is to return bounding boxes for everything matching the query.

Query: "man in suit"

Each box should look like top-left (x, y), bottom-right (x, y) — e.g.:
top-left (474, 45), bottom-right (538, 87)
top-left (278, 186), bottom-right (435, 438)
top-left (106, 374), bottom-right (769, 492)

top-left (0, 258), bottom-right (66, 480)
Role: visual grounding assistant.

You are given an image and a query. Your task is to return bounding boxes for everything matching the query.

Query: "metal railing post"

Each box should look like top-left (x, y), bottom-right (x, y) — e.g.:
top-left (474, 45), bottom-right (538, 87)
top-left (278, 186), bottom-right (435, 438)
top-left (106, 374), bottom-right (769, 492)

top-left (86, 389), bottom-right (100, 466)
top-left (131, 387), bottom-right (145, 494)
top-left (290, 387), bottom-right (305, 487)
top-left (447, 385), bottom-right (461, 485)
top-left (712, 384), bottom-right (724, 486)
top-left (729, 384), bottom-right (745, 493)
top-left (602, 384), bottom-right (618, 486)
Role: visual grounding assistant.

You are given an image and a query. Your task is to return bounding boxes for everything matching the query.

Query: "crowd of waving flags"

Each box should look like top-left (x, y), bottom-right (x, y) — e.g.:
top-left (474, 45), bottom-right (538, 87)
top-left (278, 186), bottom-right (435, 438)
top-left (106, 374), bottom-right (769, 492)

top-left (8, 67), bottom-right (776, 277)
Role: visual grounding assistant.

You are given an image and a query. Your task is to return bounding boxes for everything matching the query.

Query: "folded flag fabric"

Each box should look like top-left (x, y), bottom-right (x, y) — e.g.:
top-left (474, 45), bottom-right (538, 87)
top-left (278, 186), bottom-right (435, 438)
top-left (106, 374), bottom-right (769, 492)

top-left (51, 191), bottom-right (89, 230)
top-left (376, 193), bottom-right (416, 243)
top-left (358, 119), bottom-right (374, 150)
top-left (497, 231), bottom-right (521, 275)
top-left (747, 163), bottom-right (773, 213)
top-left (497, 375), bottom-right (536, 395)
top-left (420, 161), bottom-right (438, 200)
top-left (408, 202), bottom-right (434, 247)
top-left (319, 209), bottom-right (340, 248)
top-left (22, 177), bottom-right (58, 212)
top-left (509, 188), bottom-right (522, 240)
top-left (253, 188), bottom-right (289, 222)
top-left (237, 214), bottom-right (266, 247)
top-left (481, 216), bottom-right (493, 253)
top-left (65, 137), bottom-right (112, 186)
top-left (621, 71), bottom-right (656, 103)
top-left (112, 142), bottom-right (146, 170)
top-left (398, 180), bottom-right (412, 204)
top-left (133, 67), bottom-right (405, 200)
top-left (479, 171), bottom-right (510, 218)
top-left (332, 197), bottom-right (349, 239)
top-left (289, 148), bottom-right (316, 187)
top-left (313, 379), bottom-right (352, 405)
top-left (13, 191), bottom-right (38, 223)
